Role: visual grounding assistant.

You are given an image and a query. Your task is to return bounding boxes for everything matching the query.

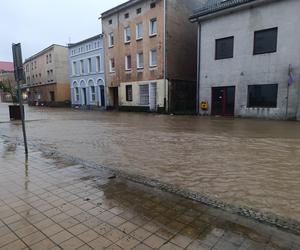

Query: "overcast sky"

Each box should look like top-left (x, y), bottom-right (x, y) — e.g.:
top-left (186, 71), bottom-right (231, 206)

top-left (0, 0), bottom-right (124, 62)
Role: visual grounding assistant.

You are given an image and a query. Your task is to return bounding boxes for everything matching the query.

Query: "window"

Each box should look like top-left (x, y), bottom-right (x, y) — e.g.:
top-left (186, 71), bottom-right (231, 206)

top-left (50, 70), bottom-right (53, 81)
top-left (108, 33), bottom-right (114, 47)
top-left (254, 27), bottom-right (278, 55)
top-left (215, 36), bottom-right (234, 60)
top-left (248, 84), bottom-right (278, 108)
top-left (90, 86), bottom-right (96, 102)
top-left (124, 13), bottom-right (129, 19)
top-left (88, 58), bottom-right (92, 73)
top-left (80, 60), bottom-right (84, 74)
top-left (96, 56), bottom-right (101, 72)
top-left (124, 27), bottom-right (131, 43)
top-left (49, 54), bottom-right (52, 63)
top-left (150, 2), bottom-right (156, 8)
top-left (109, 58), bottom-right (115, 73)
top-left (72, 61), bottom-right (77, 75)
top-left (74, 87), bottom-right (80, 101)
top-left (139, 84), bottom-right (149, 105)
top-left (136, 23), bottom-right (143, 40)
top-left (150, 49), bottom-right (157, 67)
top-left (108, 19), bottom-right (112, 25)
top-left (137, 52), bottom-right (144, 69)
top-left (149, 18), bottom-right (157, 36)
top-left (46, 56), bottom-right (48, 64)
top-left (31, 63), bottom-right (33, 70)
top-left (136, 8), bottom-right (142, 14)
top-left (126, 85), bottom-right (133, 102)
top-left (125, 55), bottom-right (132, 71)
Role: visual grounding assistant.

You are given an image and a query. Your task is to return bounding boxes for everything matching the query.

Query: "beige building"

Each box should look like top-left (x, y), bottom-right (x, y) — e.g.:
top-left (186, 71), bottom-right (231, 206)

top-left (101, 0), bottom-right (203, 113)
top-left (23, 44), bottom-right (70, 106)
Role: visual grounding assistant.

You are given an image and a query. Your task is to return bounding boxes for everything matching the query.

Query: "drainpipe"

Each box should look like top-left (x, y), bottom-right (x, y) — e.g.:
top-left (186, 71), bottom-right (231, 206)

top-left (196, 23), bottom-right (201, 115)
top-left (163, 0), bottom-right (168, 112)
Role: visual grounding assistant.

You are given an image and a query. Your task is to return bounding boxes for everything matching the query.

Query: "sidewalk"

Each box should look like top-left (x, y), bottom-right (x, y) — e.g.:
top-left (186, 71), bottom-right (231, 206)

top-left (0, 138), bottom-right (299, 250)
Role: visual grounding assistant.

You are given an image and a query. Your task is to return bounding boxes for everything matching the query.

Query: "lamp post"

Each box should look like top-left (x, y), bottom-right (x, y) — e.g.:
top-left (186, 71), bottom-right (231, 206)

top-left (12, 43), bottom-right (28, 155)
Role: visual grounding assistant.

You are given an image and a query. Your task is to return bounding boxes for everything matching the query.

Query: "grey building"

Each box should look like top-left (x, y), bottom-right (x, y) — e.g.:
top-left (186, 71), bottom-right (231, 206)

top-left (68, 34), bottom-right (106, 108)
top-left (190, 0), bottom-right (300, 120)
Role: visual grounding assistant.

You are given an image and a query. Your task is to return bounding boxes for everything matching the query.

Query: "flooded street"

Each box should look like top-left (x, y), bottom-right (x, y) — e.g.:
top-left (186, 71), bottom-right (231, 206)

top-left (0, 103), bottom-right (300, 222)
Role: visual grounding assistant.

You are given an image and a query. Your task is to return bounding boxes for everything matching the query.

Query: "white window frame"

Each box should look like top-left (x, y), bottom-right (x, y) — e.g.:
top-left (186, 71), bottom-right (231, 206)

top-left (125, 55), bottom-right (132, 71)
top-left (149, 49), bottom-right (157, 67)
top-left (88, 58), bottom-right (92, 73)
top-left (80, 60), bottom-right (84, 74)
top-left (149, 18), bottom-right (157, 36)
top-left (96, 56), bottom-right (101, 72)
top-left (136, 22), bottom-right (143, 40)
top-left (90, 86), bottom-right (96, 102)
top-left (72, 61), bottom-right (77, 75)
top-left (109, 59), bottom-right (115, 73)
top-left (137, 52), bottom-right (144, 69)
top-left (139, 84), bottom-right (149, 106)
top-left (108, 32), bottom-right (114, 47)
top-left (74, 87), bottom-right (80, 101)
top-left (124, 27), bottom-right (131, 43)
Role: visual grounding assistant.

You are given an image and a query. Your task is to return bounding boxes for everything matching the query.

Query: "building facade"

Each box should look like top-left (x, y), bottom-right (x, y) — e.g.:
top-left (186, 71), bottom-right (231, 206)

top-left (68, 35), bottom-right (106, 108)
top-left (190, 0), bottom-right (300, 120)
top-left (0, 61), bottom-right (15, 102)
top-left (23, 44), bottom-right (70, 106)
top-left (101, 0), bottom-right (203, 113)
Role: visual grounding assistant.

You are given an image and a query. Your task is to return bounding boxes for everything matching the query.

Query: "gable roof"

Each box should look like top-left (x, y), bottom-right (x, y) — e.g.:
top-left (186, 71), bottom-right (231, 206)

top-left (190, 0), bottom-right (260, 22)
top-left (68, 34), bottom-right (103, 48)
top-left (101, 0), bottom-right (144, 18)
top-left (0, 61), bottom-right (14, 72)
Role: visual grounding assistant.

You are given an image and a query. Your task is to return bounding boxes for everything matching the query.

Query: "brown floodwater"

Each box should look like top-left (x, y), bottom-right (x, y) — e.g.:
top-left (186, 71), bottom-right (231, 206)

top-left (0, 103), bottom-right (300, 221)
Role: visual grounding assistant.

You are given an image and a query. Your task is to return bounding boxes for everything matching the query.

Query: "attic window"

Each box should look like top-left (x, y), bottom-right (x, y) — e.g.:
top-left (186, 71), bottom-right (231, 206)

top-left (150, 2), bottom-right (156, 8)
top-left (124, 13), bottom-right (129, 19)
top-left (136, 8), bottom-right (142, 14)
top-left (108, 19), bottom-right (112, 25)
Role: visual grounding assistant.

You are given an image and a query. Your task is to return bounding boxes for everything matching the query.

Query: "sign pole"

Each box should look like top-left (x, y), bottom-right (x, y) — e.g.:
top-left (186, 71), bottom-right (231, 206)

top-left (12, 43), bottom-right (28, 155)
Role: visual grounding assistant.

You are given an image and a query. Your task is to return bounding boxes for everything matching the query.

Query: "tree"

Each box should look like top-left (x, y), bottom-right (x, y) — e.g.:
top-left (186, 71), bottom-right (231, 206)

top-left (0, 79), bottom-right (18, 104)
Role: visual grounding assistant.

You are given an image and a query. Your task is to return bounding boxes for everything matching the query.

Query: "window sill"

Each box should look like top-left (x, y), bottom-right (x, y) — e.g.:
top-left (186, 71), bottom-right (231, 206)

top-left (124, 41), bottom-right (131, 44)
top-left (253, 50), bottom-right (277, 55)
top-left (149, 33), bottom-right (157, 38)
top-left (136, 37), bottom-right (143, 41)
top-left (108, 46), bottom-right (114, 49)
top-left (149, 65), bottom-right (157, 69)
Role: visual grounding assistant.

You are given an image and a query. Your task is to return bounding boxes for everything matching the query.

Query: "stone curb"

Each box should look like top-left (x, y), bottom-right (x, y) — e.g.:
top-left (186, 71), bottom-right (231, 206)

top-left (2, 135), bottom-right (300, 236)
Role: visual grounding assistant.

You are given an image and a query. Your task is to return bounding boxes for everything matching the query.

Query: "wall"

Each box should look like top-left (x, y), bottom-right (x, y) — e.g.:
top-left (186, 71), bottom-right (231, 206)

top-left (68, 36), bottom-right (105, 107)
top-left (102, 0), bottom-right (165, 89)
top-left (198, 0), bottom-right (300, 120)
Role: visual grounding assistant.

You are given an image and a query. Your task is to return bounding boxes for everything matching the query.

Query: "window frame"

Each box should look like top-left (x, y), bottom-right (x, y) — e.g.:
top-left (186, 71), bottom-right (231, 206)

top-left (215, 36), bottom-right (234, 60)
top-left (139, 84), bottom-right (150, 106)
top-left (96, 56), bottom-right (101, 72)
top-left (125, 55), bottom-right (132, 71)
top-left (247, 84), bottom-right (278, 108)
top-left (109, 58), bottom-right (115, 73)
top-left (149, 18), bottom-right (157, 37)
top-left (253, 27), bottom-right (278, 55)
top-left (137, 52), bottom-right (144, 69)
top-left (88, 58), bottom-right (92, 73)
top-left (108, 32), bottom-right (114, 48)
top-left (136, 22), bottom-right (143, 40)
top-left (90, 86), bottom-right (96, 102)
top-left (149, 49), bottom-right (157, 67)
top-left (124, 26), bottom-right (131, 43)
top-left (126, 85), bottom-right (133, 102)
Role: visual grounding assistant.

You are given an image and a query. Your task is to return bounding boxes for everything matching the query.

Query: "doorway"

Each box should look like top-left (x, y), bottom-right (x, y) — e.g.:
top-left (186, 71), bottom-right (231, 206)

top-left (211, 86), bottom-right (235, 116)
top-left (82, 88), bottom-right (87, 105)
top-left (100, 85), bottom-right (105, 107)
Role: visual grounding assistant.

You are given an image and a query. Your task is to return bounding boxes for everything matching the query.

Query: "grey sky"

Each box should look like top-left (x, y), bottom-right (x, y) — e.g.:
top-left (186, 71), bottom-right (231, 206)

top-left (0, 0), bottom-right (124, 62)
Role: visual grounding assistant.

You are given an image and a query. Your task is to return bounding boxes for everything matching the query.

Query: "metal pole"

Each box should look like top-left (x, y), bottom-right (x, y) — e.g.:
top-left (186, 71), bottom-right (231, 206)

top-left (17, 81), bottom-right (28, 155)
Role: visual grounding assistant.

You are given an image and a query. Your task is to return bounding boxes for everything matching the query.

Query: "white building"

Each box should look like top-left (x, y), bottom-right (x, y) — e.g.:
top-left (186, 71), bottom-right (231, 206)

top-left (68, 35), bottom-right (106, 108)
top-left (190, 0), bottom-right (300, 120)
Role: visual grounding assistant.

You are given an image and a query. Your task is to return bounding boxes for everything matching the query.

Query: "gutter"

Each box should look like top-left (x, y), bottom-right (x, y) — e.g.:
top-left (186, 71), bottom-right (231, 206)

top-left (196, 24), bottom-right (201, 115)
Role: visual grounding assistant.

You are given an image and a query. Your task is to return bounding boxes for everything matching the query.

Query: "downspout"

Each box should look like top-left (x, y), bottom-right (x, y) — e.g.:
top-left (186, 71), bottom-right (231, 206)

top-left (196, 22), bottom-right (201, 114)
top-left (163, 0), bottom-right (168, 112)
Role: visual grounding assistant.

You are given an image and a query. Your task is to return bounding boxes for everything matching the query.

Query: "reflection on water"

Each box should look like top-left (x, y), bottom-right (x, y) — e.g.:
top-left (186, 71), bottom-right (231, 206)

top-left (0, 103), bottom-right (300, 221)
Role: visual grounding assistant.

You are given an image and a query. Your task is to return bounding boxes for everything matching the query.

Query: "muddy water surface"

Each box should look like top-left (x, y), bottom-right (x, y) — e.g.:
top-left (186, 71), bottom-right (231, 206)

top-left (0, 103), bottom-right (300, 221)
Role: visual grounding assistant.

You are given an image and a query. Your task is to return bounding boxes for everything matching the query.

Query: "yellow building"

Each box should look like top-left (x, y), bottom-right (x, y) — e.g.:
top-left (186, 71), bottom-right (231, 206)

top-left (23, 44), bottom-right (70, 107)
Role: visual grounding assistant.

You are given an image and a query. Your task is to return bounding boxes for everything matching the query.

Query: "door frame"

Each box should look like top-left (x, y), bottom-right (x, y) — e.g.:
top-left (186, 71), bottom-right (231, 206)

top-left (211, 86), bottom-right (236, 116)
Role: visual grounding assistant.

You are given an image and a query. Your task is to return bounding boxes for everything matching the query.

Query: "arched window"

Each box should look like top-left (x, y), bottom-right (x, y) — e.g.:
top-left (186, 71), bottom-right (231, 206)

top-left (88, 80), bottom-right (96, 102)
top-left (73, 81), bottom-right (80, 101)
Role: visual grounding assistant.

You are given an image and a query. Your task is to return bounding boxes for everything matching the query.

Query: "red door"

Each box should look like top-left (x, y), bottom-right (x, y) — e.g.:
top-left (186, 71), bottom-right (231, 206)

top-left (211, 86), bottom-right (235, 116)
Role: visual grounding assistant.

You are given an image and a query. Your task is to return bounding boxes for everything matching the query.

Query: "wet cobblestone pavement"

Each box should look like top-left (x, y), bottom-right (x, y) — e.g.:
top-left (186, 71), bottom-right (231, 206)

top-left (0, 139), bottom-right (300, 250)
